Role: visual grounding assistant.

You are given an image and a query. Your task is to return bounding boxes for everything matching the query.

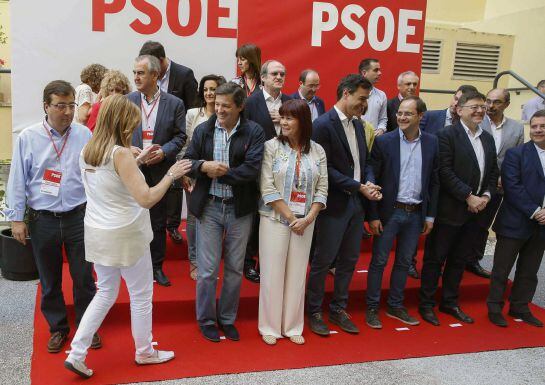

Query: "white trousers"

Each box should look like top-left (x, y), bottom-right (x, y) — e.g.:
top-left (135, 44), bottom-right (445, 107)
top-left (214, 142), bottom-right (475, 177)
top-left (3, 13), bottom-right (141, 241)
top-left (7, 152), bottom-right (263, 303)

top-left (258, 216), bottom-right (314, 338)
top-left (68, 252), bottom-right (155, 361)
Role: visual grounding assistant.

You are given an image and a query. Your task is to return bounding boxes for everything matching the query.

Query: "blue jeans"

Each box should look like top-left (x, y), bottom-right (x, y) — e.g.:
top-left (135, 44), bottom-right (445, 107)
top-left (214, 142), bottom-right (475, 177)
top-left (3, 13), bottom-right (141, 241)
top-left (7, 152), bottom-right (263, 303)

top-left (195, 199), bottom-right (253, 326)
top-left (186, 212), bottom-right (197, 265)
top-left (367, 208), bottom-right (423, 309)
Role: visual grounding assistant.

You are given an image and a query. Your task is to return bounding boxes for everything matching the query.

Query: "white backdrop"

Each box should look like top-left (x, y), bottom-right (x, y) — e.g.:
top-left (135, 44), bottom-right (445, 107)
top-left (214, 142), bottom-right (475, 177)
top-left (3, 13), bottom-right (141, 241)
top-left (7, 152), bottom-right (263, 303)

top-left (10, 0), bottom-right (238, 134)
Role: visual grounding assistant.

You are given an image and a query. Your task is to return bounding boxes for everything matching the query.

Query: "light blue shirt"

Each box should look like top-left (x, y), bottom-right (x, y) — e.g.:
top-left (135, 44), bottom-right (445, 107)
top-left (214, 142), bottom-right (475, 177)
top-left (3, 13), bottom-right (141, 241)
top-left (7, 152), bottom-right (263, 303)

top-left (5, 119), bottom-right (91, 221)
top-left (397, 129), bottom-right (422, 205)
top-left (208, 118), bottom-right (240, 198)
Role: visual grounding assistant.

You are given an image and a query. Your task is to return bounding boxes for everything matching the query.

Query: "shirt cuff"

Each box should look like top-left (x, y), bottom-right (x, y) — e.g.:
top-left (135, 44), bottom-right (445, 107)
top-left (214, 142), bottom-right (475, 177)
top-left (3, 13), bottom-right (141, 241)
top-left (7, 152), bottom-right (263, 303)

top-left (312, 195), bottom-right (328, 209)
top-left (425, 217), bottom-right (435, 224)
top-left (530, 207), bottom-right (541, 220)
top-left (262, 192), bottom-right (282, 206)
top-left (482, 191), bottom-right (491, 199)
top-left (4, 208), bottom-right (25, 222)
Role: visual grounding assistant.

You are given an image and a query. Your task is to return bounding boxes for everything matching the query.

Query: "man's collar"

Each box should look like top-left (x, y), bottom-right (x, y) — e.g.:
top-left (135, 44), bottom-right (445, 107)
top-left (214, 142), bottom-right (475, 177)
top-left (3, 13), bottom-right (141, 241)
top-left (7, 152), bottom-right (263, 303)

top-left (486, 114), bottom-right (507, 129)
top-left (215, 117), bottom-right (241, 132)
top-left (461, 120), bottom-right (483, 137)
top-left (398, 94), bottom-right (404, 101)
top-left (299, 90), bottom-right (314, 103)
top-left (533, 142), bottom-right (545, 154)
top-left (263, 88), bottom-right (281, 102)
top-left (44, 117), bottom-right (71, 137)
top-left (141, 87), bottom-right (161, 104)
top-left (399, 127), bottom-right (421, 142)
top-left (161, 59), bottom-right (171, 82)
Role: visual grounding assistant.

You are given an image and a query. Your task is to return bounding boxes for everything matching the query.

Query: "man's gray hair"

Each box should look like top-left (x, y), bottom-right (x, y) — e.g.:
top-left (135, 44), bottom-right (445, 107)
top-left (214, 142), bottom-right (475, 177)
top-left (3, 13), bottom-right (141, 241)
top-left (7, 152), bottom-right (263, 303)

top-left (397, 70), bottom-right (419, 85)
top-left (260, 60), bottom-right (284, 77)
top-left (135, 54), bottom-right (161, 75)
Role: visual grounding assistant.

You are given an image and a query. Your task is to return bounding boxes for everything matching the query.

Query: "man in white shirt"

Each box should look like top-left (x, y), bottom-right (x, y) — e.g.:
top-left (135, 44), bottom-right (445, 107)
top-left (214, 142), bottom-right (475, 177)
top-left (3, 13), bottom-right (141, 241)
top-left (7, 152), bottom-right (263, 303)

top-left (521, 80), bottom-right (545, 122)
top-left (359, 58), bottom-right (387, 135)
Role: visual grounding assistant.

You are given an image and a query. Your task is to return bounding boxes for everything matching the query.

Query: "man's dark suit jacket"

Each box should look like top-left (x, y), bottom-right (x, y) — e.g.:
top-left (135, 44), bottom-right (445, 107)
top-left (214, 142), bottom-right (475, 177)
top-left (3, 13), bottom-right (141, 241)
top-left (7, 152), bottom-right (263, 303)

top-left (386, 97), bottom-right (401, 132)
top-left (290, 91), bottom-right (326, 117)
top-left (168, 60), bottom-right (198, 109)
top-left (436, 122), bottom-right (499, 226)
top-left (420, 109), bottom-right (447, 136)
top-left (312, 108), bottom-right (375, 217)
top-left (244, 90), bottom-right (291, 140)
top-left (368, 128), bottom-right (439, 224)
top-left (128, 91), bottom-right (187, 178)
top-left (493, 142), bottom-right (545, 240)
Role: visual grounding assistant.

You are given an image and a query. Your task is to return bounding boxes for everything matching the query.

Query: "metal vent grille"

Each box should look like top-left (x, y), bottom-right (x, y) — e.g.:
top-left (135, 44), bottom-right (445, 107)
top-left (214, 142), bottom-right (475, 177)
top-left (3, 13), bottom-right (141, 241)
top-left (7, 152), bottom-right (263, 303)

top-left (422, 39), bottom-right (442, 73)
top-left (453, 42), bottom-right (500, 79)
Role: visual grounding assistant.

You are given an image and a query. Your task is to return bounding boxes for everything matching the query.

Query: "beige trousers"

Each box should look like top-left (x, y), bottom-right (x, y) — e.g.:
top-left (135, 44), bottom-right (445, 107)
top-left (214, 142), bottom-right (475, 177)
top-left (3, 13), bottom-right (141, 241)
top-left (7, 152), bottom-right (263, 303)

top-left (258, 215), bottom-right (315, 338)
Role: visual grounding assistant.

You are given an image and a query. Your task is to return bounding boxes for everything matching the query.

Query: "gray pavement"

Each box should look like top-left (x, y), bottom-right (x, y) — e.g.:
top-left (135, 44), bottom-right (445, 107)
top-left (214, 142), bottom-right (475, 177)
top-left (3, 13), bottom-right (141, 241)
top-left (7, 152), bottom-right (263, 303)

top-left (2, 240), bottom-right (545, 385)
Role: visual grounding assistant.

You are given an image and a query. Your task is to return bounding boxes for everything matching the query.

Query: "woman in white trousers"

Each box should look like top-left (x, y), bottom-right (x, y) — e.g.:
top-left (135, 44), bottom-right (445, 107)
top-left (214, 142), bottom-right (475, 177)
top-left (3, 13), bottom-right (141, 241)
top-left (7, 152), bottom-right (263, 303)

top-left (258, 99), bottom-right (328, 345)
top-left (64, 95), bottom-right (192, 378)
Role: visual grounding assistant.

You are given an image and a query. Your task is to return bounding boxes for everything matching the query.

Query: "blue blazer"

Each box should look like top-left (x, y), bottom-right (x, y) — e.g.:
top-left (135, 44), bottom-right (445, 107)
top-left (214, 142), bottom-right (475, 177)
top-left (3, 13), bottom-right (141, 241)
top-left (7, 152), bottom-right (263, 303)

top-left (368, 128), bottom-right (439, 224)
top-left (312, 108), bottom-right (374, 216)
top-left (244, 90), bottom-right (292, 140)
top-left (290, 91), bottom-right (326, 117)
top-left (128, 91), bottom-right (187, 176)
top-left (493, 142), bottom-right (545, 240)
top-left (420, 109), bottom-right (447, 136)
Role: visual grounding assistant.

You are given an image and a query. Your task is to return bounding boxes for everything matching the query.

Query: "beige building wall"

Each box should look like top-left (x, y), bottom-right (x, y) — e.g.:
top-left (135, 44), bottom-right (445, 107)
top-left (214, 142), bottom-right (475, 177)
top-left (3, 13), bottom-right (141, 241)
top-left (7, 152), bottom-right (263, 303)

top-left (0, 0), bottom-right (11, 160)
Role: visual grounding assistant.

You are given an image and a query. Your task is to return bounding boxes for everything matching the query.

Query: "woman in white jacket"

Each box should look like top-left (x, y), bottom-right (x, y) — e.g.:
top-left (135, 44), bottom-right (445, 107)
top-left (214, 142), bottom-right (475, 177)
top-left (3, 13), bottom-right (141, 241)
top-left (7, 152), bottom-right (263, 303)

top-left (258, 99), bottom-right (328, 345)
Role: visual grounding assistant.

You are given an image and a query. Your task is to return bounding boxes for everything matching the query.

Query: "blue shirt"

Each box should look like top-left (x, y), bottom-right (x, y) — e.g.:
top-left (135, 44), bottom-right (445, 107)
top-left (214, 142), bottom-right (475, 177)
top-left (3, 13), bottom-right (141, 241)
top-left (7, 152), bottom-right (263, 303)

top-left (5, 120), bottom-right (91, 221)
top-left (396, 129), bottom-right (422, 205)
top-left (208, 119), bottom-right (240, 198)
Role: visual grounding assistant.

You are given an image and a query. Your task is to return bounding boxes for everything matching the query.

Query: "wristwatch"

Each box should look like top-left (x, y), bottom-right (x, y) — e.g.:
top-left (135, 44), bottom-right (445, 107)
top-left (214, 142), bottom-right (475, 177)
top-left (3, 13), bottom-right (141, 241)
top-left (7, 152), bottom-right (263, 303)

top-left (167, 172), bottom-right (175, 184)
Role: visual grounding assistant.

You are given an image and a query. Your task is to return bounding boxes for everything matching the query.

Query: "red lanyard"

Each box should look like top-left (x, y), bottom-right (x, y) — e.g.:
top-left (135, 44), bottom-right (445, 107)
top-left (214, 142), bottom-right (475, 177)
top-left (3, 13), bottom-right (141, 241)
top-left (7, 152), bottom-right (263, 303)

top-left (244, 75), bottom-right (257, 96)
top-left (294, 149), bottom-right (302, 188)
top-left (141, 95), bottom-right (160, 128)
top-left (43, 122), bottom-right (70, 160)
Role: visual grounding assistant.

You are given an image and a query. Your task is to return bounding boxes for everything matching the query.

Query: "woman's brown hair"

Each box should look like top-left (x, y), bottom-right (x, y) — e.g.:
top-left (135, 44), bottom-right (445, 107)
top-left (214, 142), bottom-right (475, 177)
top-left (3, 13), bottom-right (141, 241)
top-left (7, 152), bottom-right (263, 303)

top-left (278, 99), bottom-right (313, 154)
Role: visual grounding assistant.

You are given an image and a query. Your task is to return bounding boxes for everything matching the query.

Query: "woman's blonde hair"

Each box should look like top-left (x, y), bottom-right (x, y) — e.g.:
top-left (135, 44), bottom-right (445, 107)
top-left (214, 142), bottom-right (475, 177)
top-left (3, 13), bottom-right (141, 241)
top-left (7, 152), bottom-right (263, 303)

top-left (99, 70), bottom-right (132, 98)
top-left (83, 94), bottom-right (141, 167)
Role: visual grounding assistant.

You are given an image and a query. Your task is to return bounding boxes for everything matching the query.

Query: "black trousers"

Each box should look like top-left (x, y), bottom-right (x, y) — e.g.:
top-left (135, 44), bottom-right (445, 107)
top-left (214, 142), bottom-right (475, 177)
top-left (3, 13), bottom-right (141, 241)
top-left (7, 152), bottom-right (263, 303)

top-left (463, 193), bottom-right (503, 265)
top-left (244, 212), bottom-right (260, 268)
top-left (487, 232), bottom-right (545, 314)
top-left (166, 182), bottom-right (183, 231)
top-left (419, 218), bottom-right (479, 309)
top-left (142, 168), bottom-right (168, 269)
top-left (28, 207), bottom-right (95, 334)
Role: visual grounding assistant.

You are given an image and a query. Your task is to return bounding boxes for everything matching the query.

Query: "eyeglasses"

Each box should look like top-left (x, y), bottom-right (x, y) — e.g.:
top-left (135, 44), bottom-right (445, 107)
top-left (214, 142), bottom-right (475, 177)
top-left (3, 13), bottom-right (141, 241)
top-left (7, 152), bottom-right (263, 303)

top-left (460, 104), bottom-right (487, 112)
top-left (49, 102), bottom-right (78, 111)
top-left (485, 99), bottom-right (505, 106)
top-left (396, 111), bottom-right (416, 117)
top-left (305, 84), bottom-right (321, 90)
top-left (269, 71), bottom-right (286, 77)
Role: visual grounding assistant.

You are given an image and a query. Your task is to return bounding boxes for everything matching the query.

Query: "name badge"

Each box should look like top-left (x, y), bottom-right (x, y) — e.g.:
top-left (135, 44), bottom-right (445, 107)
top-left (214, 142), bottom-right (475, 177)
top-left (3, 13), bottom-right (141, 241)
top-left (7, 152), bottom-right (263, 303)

top-left (288, 191), bottom-right (307, 217)
top-left (143, 130), bottom-right (154, 149)
top-left (41, 169), bottom-right (62, 197)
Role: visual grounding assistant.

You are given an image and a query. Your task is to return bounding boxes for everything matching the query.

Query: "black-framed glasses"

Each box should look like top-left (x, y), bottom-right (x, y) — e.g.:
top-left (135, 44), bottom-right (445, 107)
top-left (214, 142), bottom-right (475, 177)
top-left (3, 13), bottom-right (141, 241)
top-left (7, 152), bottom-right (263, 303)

top-left (460, 104), bottom-right (487, 112)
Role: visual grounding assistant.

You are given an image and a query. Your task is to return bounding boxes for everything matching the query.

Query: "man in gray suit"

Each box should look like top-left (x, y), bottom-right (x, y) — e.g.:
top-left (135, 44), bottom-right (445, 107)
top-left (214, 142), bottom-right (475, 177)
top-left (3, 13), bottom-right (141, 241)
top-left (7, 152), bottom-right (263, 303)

top-left (464, 88), bottom-right (524, 278)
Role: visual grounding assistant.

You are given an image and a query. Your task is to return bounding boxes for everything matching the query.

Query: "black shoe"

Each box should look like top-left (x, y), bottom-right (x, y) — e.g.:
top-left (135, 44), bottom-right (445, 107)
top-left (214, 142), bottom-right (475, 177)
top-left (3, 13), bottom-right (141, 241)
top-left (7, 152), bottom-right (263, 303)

top-left (508, 310), bottom-right (543, 327)
top-left (244, 265), bottom-right (260, 283)
top-left (90, 333), bottom-right (102, 349)
top-left (419, 307), bottom-right (440, 326)
top-left (362, 228), bottom-right (372, 239)
top-left (439, 305), bottom-right (474, 324)
top-left (153, 269), bottom-right (171, 287)
top-left (167, 228), bottom-right (183, 244)
top-left (218, 323), bottom-right (240, 341)
top-left (308, 312), bottom-right (330, 336)
top-left (329, 309), bottom-right (359, 334)
top-left (408, 264), bottom-right (420, 279)
top-left (488, 312), bottom-right (508, 327)
top-left (386, 306), bottom-right (420, 326)
top-left (465, 262), bottom-right (491, 279)
top-left (200, 324), bottom-right (221, 342)
top-left (365, 308), bottom-right (382, 329)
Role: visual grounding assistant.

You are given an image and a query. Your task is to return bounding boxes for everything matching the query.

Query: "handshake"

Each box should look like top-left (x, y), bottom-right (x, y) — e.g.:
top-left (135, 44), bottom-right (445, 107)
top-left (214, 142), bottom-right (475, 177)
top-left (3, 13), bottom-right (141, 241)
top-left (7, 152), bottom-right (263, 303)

top-left (360, 181), bottom-right (382, 201)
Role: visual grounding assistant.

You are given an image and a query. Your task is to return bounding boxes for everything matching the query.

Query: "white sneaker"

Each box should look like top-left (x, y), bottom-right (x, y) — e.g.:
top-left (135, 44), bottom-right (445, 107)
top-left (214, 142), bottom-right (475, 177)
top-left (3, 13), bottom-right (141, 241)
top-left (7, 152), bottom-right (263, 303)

top-left (64, 357), bottom-right (93, 378)
top-left (135, 349), bottom-right (175, 365)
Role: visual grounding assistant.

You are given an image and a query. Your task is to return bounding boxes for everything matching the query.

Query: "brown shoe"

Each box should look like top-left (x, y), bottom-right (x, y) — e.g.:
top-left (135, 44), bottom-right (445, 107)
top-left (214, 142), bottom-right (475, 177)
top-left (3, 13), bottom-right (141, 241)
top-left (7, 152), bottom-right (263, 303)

top-left (47, 331), bottom-right (68, 353)
top-left (90, 333), bottom-right (102, 349)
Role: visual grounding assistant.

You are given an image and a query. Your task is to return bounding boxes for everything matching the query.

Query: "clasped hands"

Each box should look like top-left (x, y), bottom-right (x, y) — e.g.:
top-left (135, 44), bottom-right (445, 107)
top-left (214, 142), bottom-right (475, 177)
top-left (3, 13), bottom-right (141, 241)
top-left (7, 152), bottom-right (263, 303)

top-left (288, 214), bottom-right (316, 236)
top-left (359, 181), bottom-right (382, 201)
top-left (132, 144), bottom-right (165, 166)
top-left (466, 194), bottom-right (489, 213)
top-left (201, 161), bottom-right (229, 178)
top-left (534, 208), bottom-right (545, 225)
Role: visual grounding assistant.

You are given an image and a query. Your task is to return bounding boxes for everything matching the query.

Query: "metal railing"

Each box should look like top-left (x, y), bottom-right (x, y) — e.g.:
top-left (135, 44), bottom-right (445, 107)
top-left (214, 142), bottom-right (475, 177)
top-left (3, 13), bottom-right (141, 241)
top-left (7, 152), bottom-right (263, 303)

top-left (493, 70), bottom-right (545, 100)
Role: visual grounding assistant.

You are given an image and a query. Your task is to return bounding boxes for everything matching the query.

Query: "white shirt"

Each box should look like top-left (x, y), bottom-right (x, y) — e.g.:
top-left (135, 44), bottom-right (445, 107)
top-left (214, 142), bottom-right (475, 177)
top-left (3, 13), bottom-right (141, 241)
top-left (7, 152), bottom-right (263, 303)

top-left (140, 89), bottom-right (161, 149)
top-left (362, 86), bottom-right (387, 132)
top-left (488, 115), bottom-right (506, 154)
top-left (461, 121), bottom-right (487, 195)
top-left (263, 89), bottom-right (283, 135)
top-left (299, 90), bottom-right (319, 122)
top-left (334, 106), bottom-right (360, 182)
top-left (158, 59), bottom-right (171, 93)
top-left (445, 108), bottom-right (453, 127)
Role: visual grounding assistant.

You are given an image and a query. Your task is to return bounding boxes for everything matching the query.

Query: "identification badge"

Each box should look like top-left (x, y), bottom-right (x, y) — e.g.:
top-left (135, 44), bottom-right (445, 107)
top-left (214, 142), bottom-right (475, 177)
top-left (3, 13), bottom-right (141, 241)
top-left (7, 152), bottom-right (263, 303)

top-left (288, 191), bottom-right (307, 217)
top-left (143, 130), bottom-right (154, 149)
top-left (40, 169), bottom-right (62, 197)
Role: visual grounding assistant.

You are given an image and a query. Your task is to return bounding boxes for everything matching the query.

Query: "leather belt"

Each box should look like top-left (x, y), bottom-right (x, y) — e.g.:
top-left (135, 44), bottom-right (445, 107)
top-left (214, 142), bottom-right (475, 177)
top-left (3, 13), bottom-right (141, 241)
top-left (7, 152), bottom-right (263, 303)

top-left (29, 203), bottom-right (86, 218)
top-left (394, 201), bottom-right (422, 212)
top-left (208, 194), bottom-right (234, 205)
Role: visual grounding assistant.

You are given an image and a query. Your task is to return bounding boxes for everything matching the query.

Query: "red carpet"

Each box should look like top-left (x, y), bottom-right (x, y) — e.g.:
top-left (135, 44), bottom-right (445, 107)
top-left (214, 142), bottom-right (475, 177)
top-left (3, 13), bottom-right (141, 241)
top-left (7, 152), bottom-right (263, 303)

top-left (31, 228), bottom-right (545, 385)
